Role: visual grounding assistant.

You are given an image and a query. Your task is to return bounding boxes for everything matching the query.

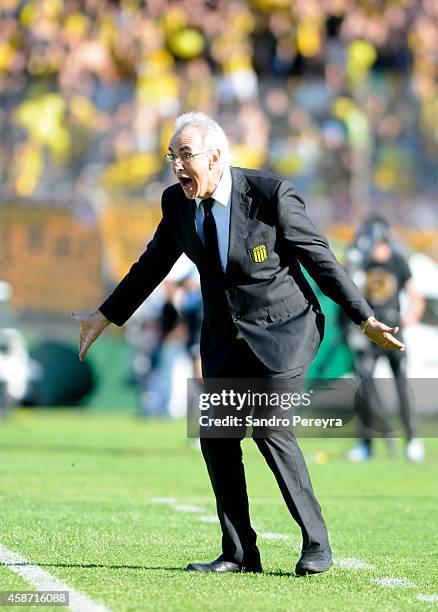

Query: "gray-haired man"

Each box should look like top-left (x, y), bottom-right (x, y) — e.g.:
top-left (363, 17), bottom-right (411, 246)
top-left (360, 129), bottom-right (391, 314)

top-left (73, 112), bottom-right (404, 575)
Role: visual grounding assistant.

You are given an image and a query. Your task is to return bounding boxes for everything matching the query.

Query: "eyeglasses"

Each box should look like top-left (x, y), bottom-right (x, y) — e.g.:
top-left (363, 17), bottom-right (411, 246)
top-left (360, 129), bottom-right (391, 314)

top-left (164, 150), bottom-right (212, 164)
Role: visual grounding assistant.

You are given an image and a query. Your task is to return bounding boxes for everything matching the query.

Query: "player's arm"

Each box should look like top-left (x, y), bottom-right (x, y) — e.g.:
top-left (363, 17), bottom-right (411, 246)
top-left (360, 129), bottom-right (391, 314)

top-left (401, 279), bottom-right (426, 327)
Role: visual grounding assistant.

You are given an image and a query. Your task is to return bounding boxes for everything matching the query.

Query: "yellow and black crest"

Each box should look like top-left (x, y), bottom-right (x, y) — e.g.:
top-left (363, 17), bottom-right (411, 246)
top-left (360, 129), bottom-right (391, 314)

top-left (251, 244), bottom-right (268, 263)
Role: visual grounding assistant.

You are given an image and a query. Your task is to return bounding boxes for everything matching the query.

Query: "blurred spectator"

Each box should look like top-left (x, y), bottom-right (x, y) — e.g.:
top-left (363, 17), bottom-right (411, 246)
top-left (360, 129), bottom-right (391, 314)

top-left (127, 254), bottom-right (202, 418)
top-left (344, 215), bottom-right (426, 462)
top-left (0, 0), bottom-right (436, 228)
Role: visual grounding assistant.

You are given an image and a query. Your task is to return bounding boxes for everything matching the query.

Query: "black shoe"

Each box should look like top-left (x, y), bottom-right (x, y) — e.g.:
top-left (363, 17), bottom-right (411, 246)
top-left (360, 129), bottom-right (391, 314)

top-left (187, 555), bottom-right (262, 573)
top-left (295, 548), bottom-right (332, 576)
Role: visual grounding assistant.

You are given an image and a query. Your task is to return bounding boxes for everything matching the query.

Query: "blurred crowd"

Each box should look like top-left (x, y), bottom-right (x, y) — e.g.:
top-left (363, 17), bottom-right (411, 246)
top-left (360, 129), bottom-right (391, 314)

top-left (0, 0), bottom-right (437, 225)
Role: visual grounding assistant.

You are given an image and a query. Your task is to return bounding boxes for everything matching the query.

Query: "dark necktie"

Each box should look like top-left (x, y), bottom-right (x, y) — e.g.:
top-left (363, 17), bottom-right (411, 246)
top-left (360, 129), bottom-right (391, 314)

top-left (202, 198), bottom-right (222, 273)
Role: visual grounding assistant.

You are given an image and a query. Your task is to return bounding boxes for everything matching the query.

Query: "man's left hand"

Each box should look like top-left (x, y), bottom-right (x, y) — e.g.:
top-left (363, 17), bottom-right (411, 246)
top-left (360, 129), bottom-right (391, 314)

top-left (361, 316), bottom-right (405, 352)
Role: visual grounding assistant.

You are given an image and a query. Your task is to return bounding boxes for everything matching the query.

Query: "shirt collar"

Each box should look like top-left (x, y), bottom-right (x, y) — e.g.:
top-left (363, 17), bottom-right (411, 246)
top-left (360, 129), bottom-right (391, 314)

top-left (195, 166), bottom-right (232, 209)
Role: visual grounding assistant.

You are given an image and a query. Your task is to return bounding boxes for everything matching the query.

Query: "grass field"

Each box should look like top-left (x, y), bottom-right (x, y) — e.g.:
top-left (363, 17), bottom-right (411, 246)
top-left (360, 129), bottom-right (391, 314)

top-left (0, 410), bottom-right (437, 611)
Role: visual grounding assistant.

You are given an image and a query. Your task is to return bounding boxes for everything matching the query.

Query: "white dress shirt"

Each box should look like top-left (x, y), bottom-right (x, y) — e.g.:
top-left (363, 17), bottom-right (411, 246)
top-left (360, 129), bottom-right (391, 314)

top-left (195, 166), bottom-right (232, 273)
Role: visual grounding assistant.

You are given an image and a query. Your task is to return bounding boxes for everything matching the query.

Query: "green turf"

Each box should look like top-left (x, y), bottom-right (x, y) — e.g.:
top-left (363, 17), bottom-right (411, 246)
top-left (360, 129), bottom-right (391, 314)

top-left (0, 410), bottom-right (437, 611)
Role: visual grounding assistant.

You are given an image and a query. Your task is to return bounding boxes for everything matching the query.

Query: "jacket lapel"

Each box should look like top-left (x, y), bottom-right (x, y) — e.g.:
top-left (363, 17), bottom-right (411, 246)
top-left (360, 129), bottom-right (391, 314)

top-left (226, 167), bottom-right (252, 275)
top-left (179, 197), bottom-right (203, 260)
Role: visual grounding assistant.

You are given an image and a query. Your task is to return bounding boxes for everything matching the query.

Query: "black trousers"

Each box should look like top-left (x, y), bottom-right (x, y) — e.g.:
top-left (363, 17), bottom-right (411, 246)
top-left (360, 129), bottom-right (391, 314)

top-left (200, 337), bottom-right (330, 565)
top-left (355, 341), bottom-right (416, 444)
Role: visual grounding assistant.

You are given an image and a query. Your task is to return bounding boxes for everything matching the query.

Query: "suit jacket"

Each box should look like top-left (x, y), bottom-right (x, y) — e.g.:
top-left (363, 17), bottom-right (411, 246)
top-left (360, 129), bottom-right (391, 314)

top-left (99, 167), bottom-right (373, 377)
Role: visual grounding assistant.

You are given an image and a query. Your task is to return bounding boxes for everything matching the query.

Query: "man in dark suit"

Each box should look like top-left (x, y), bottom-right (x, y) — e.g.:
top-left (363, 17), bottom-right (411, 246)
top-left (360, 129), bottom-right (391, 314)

top-left (72, 112), bottom-right (404, 576)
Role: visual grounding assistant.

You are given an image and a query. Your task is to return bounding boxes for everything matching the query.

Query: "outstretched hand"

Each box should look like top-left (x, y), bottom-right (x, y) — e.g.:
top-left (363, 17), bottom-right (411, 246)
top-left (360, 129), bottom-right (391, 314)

top-left (71, 310), bottom-right (111, 361)
top-left (361, 316), bottom-right (405, 352)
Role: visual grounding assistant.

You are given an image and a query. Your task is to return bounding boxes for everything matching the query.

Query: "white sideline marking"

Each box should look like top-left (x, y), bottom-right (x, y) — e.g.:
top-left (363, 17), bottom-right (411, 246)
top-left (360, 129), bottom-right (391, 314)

top-left (151, 497), bottom-right (206, 515)
top-left (150, 496), bottom-right (431, 607)
top-left (0, 545), bottom-right (110, 612)
top-left (259, 533), bottom-right (290, 541)
top-left (173, 505), bottom-right (204, 513)
top-left (373, 577), bottom-right (416, 588)
top-left (335, 557), bottom-right (375, 570)
top-left (417, 595), bottom-right (438, 603)
top-left (199, 515), bottom-right (220, 523)
top-left (168, 497), bottom-right (286, 505)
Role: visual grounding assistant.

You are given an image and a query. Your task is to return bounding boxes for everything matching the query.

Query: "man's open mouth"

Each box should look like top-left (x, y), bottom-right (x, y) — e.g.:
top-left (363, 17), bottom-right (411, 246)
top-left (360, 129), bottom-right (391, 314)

top-left (180, 177), bottom-right (193, 190)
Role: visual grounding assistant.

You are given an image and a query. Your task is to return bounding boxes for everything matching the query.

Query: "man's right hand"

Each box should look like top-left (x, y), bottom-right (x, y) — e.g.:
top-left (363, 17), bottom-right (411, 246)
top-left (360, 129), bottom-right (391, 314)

top-left (71, 310), bottom-right (111, 361)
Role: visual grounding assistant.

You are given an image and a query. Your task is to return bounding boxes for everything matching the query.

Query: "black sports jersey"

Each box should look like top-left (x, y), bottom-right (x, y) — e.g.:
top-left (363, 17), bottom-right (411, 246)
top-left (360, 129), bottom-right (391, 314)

top-left (364, 252), bottom-right (411, 327)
